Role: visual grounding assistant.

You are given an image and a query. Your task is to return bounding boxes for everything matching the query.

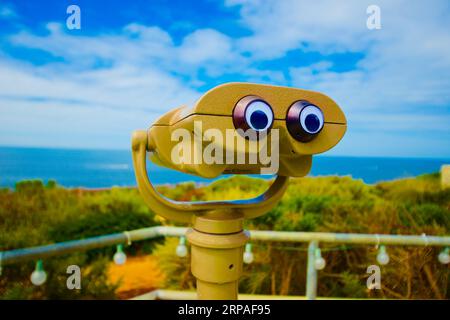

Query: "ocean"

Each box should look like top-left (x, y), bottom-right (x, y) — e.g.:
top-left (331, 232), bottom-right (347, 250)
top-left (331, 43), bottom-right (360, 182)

top-left (0, 146), bottom-right (448, 188)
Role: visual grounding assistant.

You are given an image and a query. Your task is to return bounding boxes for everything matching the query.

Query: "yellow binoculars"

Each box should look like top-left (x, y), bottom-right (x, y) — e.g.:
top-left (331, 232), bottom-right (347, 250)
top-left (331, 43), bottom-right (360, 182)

top-left (131, 82), bottom-right (346, 299)
top-left (140, 82), bottom-right (346, 178)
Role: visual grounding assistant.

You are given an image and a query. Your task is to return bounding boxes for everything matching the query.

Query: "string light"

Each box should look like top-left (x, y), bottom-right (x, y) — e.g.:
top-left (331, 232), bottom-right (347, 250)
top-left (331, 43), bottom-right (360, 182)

top-left (113, 244), bottom-right (127, 265)
top-left (438, 247), bottom-right (449, 265)
top-left (30, 259), bottom-right (47, 286)
top-left (314, 247), bottom-right (326, 270)
top-left (176, 236), bottom-right (188, 258)
top-left (377, 245), bottom-right (389, 265)
top-left (243, 243), bottom-right (254, 264)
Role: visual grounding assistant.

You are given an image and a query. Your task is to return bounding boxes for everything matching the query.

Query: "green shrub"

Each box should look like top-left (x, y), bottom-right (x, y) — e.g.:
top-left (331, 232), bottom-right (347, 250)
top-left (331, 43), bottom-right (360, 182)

top-left (1, 173), bottom-right (448, 299)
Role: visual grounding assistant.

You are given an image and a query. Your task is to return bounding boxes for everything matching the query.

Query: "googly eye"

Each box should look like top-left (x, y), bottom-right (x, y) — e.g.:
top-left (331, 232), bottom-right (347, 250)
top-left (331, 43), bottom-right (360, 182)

top-left (245, 100), bottom-right (273, 131)
top-left (286, 101), bottom-right (324, 142)
top-left (300, 105), bottom-right (324, 134)
top-left (233, 96), bottom-right (274, 135)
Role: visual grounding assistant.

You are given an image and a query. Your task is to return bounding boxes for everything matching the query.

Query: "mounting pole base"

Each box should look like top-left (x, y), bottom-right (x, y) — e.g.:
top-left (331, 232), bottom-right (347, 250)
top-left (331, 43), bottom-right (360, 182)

top-left (187, 225), bottom-right (249, 300)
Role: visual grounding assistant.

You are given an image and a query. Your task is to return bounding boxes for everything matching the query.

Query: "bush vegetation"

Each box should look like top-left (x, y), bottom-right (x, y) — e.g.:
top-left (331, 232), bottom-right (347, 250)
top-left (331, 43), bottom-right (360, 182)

top-left (0, 174), bottom-right (448, 299)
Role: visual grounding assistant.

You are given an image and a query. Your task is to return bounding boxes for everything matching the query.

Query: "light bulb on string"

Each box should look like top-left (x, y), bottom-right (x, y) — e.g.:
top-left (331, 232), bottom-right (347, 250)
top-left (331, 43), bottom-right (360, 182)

top-left (314, 247), bottom-right (326, 270)
top-left (30, 259), bottom-right (47, 286)
top-left (176, 236), bottom-right (188, 258)
top-left (113, 244), bottom-right (127, 265)
top-left (243, 243), bottom-right (254, 264)
top-left (377, 245), bottom-right (389, 265)
top-left (438, 247), bottom-right (449, 264)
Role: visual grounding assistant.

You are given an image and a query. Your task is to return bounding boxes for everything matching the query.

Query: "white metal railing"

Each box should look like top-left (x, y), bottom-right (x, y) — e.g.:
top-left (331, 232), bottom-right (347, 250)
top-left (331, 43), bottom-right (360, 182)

top-left (1, 226), bottom-right (449, 299)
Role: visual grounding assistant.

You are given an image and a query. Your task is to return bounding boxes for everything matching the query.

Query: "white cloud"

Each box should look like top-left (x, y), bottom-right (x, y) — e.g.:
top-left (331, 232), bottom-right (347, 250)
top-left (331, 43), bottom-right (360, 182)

top-left (1, 1), bottom-right (449, 156)
top-left (226, 0), bottom-right (450, 157)
top-left (0, 18), bottom-right (253, 149)
top-left (178, 29), bottom-right (232, 64)
top-left (0, 57), bottom-right (201, 149)
top-left (228, 0), bottom-right (450, 108)
top-left (9, 22), bottom-right (242, 75)
top-left (0, 99), bottom-right (156, 149)
top-left (227, 0), bottom-right (374, 58)
top-left (0, 23), bottom-right (211, 148)
top-left (0, 58), bottom-right (199, 112)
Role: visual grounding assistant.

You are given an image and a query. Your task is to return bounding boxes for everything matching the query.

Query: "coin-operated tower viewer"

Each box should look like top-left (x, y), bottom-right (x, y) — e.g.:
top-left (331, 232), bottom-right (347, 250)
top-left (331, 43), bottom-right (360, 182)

top-left (132, 82), bottom-right (346, 299)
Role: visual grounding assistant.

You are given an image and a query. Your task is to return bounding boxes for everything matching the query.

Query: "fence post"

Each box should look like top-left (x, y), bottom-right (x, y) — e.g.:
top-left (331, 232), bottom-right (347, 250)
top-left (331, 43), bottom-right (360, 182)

top-left (306, 241), bottom-right (318, 300)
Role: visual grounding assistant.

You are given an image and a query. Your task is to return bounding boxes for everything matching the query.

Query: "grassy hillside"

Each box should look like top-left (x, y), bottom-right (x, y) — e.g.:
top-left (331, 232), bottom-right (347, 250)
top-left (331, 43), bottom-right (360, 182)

top-left (0, 174), bottom-right (448, 299)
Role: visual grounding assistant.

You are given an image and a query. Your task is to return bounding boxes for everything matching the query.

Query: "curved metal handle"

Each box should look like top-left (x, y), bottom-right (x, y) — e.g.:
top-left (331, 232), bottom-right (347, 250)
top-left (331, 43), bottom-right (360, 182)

top-left (132, 130), bottom-right (289, 223)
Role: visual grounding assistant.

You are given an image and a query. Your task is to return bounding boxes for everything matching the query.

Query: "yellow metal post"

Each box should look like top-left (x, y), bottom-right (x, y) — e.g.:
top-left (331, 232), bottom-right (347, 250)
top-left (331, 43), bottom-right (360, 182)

top-left (187, 222), bottom-right (249, 299)
top-left (441, 165), bottom-right (450, 188)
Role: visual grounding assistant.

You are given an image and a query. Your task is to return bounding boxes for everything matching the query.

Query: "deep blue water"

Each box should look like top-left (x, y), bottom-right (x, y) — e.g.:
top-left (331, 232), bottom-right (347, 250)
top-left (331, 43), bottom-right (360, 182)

top-left (0, 147), bottom-right (448, 188)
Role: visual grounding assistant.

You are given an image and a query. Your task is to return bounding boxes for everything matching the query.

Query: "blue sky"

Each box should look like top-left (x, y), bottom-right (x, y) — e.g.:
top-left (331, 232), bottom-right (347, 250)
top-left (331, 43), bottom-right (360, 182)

top-left (0, 0), bottom-right (449, 157)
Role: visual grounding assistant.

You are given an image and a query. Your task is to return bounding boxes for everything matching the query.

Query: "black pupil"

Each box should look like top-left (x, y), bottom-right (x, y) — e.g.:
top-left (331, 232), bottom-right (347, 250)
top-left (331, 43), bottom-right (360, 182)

top-left (250, 110), bottom-right (268, 130)
top-left (304, 114), bottom-right (320, 132)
